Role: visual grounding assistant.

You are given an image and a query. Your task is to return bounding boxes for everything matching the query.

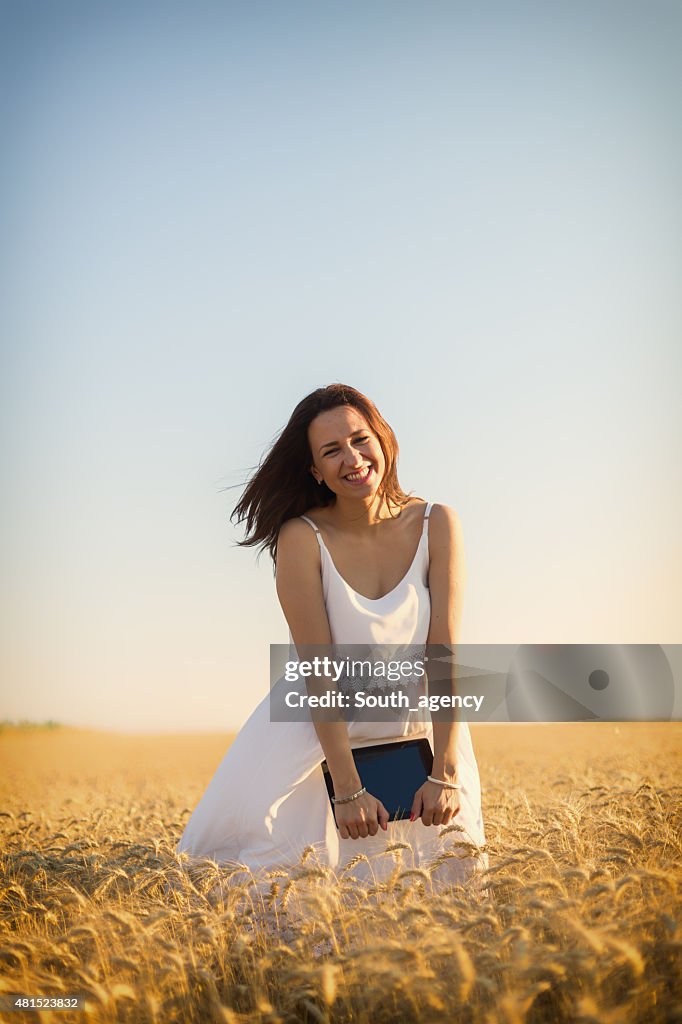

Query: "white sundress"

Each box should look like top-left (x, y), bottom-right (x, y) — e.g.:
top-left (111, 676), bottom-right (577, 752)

top-left (176, 502), bottom-right (488, 888)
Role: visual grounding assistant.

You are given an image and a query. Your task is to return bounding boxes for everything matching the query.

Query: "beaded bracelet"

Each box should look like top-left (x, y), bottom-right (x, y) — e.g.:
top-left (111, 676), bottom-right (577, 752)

top-left (427, 775), bottom-right (462, 791)
top-left (332, 785), bottom-right (367, 805)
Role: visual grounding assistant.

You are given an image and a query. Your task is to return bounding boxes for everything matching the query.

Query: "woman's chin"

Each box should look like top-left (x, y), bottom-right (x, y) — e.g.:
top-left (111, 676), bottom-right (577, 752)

top-left (342, 480), bottom-right (385, 501)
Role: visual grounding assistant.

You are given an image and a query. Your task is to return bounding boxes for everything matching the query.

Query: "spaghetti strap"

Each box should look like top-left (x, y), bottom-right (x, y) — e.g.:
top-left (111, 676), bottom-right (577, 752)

top-left (299, 515), bottom-right (320, 533)
top-left (299, 514), bottom-right (324, 549)
top-left (422, 502), bottom-right (433, 536)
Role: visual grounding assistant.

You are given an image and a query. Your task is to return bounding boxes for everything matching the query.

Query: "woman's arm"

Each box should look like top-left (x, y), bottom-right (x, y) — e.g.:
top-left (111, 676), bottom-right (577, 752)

top-left (427, 503), bottom-right (466, 775)
top-left (275, 518), bottom-right (389, 839)
top-left (410, 503), bottom-right (467, 826)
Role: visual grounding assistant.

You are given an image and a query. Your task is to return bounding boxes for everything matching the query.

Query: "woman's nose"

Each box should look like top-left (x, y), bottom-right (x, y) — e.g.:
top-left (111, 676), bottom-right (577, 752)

top-left (342, 448), bottom-right (364, 467)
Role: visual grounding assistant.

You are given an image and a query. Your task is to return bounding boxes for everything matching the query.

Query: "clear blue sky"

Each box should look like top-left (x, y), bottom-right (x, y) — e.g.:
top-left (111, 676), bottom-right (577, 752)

top-left (1, 1), bottom-right (680, 731)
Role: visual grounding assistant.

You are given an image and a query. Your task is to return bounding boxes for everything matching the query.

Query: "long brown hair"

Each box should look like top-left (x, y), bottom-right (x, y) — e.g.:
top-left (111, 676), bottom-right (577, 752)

top-left (231, 384), bottom-right (412, 564)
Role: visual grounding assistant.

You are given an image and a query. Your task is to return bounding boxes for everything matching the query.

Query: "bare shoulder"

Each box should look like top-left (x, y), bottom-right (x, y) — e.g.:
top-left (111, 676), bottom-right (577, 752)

top-left (428, 503), bottom-right (463, 543)
top-left (428, 504), bottom-right (465, 563)
top-left (278, 515), bottom-right (320, 551)
top-left (427, 504), bottom-right (467, 587)
top-left (276, 516), bottom-right (321, 573)
top-left (276, 516), bottom-right (331, 642)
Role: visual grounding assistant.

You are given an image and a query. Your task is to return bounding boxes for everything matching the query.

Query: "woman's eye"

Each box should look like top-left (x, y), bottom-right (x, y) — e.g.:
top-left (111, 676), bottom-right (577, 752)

top-left (322, 436), bottom-right (369, 457)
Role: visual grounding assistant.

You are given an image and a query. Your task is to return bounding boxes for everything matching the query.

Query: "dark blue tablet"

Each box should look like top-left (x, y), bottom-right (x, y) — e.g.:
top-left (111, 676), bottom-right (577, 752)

top-left (321, 737), bottom-right (434, 824)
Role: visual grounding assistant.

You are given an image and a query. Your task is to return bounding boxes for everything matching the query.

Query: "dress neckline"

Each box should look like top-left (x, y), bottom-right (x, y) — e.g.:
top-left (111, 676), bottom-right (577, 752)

top-left (302, 502), bottom-right (431, 604)
top-left (320, 531), bottom-right (427, 603)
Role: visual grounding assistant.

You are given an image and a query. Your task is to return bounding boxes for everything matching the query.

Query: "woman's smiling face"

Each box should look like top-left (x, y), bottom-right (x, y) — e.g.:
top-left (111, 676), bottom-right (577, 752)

top-left (308, 405), bottom-right (386, 498)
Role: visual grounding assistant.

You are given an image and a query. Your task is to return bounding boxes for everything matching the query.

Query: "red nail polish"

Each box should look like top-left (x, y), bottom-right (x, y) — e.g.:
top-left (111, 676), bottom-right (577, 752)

top-left (409, 813), bottom-right (415, 822)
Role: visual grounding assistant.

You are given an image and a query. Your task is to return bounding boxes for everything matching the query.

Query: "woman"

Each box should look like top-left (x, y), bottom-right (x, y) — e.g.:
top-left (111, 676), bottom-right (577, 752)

top-left (176, 384), bottom-right (487, 888)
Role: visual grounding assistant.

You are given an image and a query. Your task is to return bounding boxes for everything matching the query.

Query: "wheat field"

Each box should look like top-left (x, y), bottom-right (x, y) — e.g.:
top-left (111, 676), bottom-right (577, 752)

top-left (0, 723), bottom-right (680, 1024)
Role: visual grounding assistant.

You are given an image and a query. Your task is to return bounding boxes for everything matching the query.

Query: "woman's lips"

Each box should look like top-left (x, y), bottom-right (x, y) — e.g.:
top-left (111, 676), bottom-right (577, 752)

top-left (343, 465), bottom-right (373, 485)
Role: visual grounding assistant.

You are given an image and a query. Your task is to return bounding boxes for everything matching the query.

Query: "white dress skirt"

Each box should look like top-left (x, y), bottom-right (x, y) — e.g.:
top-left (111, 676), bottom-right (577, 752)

top-left (176, 503), bottom-right (488, 889)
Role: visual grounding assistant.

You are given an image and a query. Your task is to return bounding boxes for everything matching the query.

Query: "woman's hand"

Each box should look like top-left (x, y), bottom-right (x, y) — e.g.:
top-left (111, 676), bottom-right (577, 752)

top-left (335, 791), bottom-right (390, 840)
top-left (410, 779), bottom-right (460, 827)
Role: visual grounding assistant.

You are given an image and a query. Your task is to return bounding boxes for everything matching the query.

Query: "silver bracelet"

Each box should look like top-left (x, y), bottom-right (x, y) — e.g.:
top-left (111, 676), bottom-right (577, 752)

top-left (427, 775), bottom-right (461, 790)
top-left (332, 785), bottom-right (367, 805)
